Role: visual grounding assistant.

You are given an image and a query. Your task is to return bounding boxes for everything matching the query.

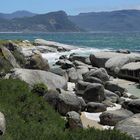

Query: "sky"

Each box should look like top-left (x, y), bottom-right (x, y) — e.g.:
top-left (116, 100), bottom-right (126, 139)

top-left (1, 0), bottom-right (140, 15)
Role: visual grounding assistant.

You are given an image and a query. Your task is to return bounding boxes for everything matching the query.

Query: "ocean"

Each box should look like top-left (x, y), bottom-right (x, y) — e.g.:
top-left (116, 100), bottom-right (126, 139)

top-left (0, 32), bottom-right (140, 52)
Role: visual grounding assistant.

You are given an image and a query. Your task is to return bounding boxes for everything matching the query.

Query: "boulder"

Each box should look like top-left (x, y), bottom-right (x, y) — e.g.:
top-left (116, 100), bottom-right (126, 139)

top-left (43, 89), bottom-right (60, 110)
top-left (50, 67), bottom-right (68, 81)
top-left (90, 52), bottom-right (126, 68)
top-left (0, 47), bottom-right (20, 68)
top-left (25, 54), bottom-right (50, 71)
top-left (104, 90), bottom-right (119, 103)
top-left (59, 55), bottom-right (68, 59)
top-left (83, 68), bottom-right (110, 83)
top-left (125, 99), bottom-right (140, 113)
top-left (105, 55), bottom-right (140, 76)
top-left (105, 81), bottom-right (126, 94)
top-left (80, 112), bottom-right (103, 129)
top-left (76, 66), bottom-right (89, 80)
top-left (57, 92), bottom-right (82, 115)
top-left (56, 59), bottom-right (74, 69)
top-left (34, 39), bottom-right (74, 52)
top-left (119, 62), bottom-right (140, 81)
top-left (73, 60), bottom-right (89, 67)
top-left (0, 112), bottom-right (6, 135)
top-left (35, 45), bottom-right (57, 53)
top-left (102, 100), bottom-right (115, 107)
top-left (84, 76), bottom-right (103, 85)
top-left (83, 83), bottom-right (105, 102)
top-left (105, 56), bottom-right (132, 74)
top-left (100, 109), bottom-right (133, 126)
top-left (75, 81), bottom-right (92, 96)
top-left (115, 114), bottom-right (140, 140)
top-left (69, 55), bottom-right (91, 65)
top-left (67, 67), bottom-right (78, 83)
top-left (116, 49), bottom-right (131, 54)
top-left (66, 111), bottom-right (83, 129)
top-left (10, 68), bottom-right (67, 90)
top-left (87, 102), bottom-right (107, 113)
top-left (78, 97), bottom-right (86, 111)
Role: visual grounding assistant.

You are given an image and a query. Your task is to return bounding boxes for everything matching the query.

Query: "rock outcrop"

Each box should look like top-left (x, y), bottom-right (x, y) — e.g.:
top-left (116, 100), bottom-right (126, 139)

top-left (10, 68), bottom-right (67, 90)
top-left (0, 47), bottom-right (20, 68)
top-left (25, 54), bottom-right (50, 71)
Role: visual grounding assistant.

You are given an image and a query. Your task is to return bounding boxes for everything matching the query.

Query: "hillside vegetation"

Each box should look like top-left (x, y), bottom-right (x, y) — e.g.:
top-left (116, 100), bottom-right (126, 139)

top-left (0, 79), bottom-right (133, 140)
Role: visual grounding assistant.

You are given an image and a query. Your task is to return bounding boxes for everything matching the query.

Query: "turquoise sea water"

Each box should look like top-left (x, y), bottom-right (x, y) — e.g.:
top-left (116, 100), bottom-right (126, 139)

top-left (0, 32), bottom-right (140, 51)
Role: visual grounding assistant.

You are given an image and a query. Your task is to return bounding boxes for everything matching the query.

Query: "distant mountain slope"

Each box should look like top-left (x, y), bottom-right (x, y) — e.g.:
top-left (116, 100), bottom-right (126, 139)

top-left (0, 11), bottom-right (81, 32)
top-left (69, 10), bottom-right (140, 31)
top-left (0, 10), bottom-right (36, 19)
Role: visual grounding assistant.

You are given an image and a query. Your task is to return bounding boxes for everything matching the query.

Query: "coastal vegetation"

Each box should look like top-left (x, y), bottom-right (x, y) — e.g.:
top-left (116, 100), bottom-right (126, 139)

top-left (0, 79), bottom-right (133, 140)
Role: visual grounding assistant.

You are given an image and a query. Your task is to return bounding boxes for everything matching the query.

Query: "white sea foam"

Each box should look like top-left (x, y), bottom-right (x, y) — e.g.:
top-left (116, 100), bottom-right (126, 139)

top-left (41, 47), bottom-right (111, 64)
top-left (84, 104), bottom-right (121, 123)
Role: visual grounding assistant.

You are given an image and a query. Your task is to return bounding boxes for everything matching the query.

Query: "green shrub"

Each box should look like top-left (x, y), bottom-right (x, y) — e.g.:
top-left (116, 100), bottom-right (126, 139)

top-left (31, 83), bottom-right (48, 96)
top-left (0, 79), bottom-right (134, 140)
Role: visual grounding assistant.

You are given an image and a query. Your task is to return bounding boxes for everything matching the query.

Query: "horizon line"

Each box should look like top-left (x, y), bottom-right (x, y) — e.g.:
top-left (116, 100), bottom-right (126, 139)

top-left (0, 8), bottom-right (140, 16)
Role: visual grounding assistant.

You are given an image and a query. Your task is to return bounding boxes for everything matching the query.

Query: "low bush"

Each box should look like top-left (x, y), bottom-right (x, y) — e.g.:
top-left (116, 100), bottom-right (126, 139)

top-left (31, 83), bottom-right (48, 96)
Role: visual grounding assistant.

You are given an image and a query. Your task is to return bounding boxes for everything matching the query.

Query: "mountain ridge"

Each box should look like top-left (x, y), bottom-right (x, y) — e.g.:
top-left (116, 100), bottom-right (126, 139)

top-left (69, 9), bottom-right (140, 31)
top-left (0, 10), bottom-right (36, 19)
top-left (0, 11), bottom-right (81, 32)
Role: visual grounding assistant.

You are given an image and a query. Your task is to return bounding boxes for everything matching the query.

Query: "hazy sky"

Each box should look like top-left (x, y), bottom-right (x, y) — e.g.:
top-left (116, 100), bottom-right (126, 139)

top-left (1, 0), bottom-right (140, 15)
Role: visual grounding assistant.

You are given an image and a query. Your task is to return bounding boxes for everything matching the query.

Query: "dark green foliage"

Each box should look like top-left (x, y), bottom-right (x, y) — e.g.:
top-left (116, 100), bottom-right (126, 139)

top-left (0, 79), bottom-right (134, 140)
top-left (31, 83), bottom-right (48, 96)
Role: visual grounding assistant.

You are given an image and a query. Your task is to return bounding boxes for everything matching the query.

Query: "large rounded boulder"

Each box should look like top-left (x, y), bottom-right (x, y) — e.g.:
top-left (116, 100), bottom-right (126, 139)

top-left (83, 68), bottom-right (110, 83)
top-left (83, 83), bottom-right (105, 102)
top-left (10, 68), bottom-right (67, 90)
top-left (100, 109), bottom-right (133, 126)
top-left (57, 92), bottom-right (82, 115)
top-left (115, 114), bottom-right (140, 140)
top-left (87, 102), bottom-right (107, 113)
top-left (66, 111), bottom-right (83, 129)
top-left (124, 99), bottom-right (140, 113)
top-left (26, 54), bottom-right (50, 71)
top-left (105, 81), bottom-right (126, 94)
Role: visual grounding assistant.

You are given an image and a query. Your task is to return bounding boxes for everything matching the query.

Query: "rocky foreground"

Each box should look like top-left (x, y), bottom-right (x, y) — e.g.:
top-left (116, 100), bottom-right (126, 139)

top-left (0, 39), bottom-right (140, 139)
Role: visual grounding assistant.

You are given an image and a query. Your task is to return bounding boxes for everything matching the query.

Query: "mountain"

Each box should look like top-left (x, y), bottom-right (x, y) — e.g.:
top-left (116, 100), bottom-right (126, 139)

top-left (0, 10), bottom-right (36, 19)
top-left (69, 10), bottom-right (140, 31)
top-left (0, 11), bottom-right (81, 32)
